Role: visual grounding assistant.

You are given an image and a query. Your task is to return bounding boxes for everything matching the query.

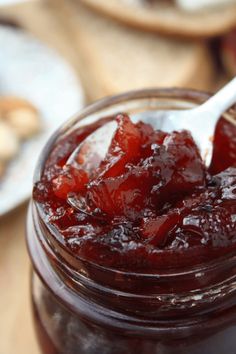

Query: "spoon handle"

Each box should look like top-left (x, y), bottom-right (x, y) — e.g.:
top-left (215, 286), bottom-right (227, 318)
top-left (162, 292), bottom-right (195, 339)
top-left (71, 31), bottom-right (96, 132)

top-left (200, 76), bottom-right (236, 118)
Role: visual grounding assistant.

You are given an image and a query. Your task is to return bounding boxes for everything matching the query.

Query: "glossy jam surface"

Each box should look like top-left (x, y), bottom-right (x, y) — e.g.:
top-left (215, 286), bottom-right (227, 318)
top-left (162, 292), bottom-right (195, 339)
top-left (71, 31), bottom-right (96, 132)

top-left (33, 113), bottom-right (236, 271)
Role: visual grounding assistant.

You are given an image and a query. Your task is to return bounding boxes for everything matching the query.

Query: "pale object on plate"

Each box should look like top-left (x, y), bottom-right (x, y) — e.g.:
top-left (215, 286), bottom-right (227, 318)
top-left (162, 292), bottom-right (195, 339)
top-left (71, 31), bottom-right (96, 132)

top-left (0, 96), bottom-right (38, 114)
top-left (0, 121), bottom-right (19, 161)
top-left (6, 108), bottom-right (41, 139)
top-left (176, 0), bottom-right (236, 11)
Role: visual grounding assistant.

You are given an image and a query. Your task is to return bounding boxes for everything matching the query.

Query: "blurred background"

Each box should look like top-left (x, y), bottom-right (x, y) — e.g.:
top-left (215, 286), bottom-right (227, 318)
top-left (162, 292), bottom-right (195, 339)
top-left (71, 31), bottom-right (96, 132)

top-left (0, 0), bottom-right (235, 353)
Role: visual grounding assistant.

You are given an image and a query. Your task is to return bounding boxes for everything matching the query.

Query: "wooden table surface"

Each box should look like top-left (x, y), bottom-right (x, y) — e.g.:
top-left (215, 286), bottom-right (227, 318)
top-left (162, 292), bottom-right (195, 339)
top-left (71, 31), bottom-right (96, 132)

top-left (0, 203), bottom-right (40, 354)
top-left (0, 2), bottom-right (80, 353)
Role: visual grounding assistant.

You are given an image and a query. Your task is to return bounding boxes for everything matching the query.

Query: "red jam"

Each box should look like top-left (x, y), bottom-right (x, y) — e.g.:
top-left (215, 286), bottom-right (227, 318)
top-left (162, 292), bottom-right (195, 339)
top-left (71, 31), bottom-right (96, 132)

top-left (33, 113), bottom-right (236, 271)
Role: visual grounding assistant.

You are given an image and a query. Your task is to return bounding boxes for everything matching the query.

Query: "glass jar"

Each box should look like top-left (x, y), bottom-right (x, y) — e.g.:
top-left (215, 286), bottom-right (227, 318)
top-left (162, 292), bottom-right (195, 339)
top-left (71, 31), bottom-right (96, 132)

top-left (27, 88), bottom-right (236, 354)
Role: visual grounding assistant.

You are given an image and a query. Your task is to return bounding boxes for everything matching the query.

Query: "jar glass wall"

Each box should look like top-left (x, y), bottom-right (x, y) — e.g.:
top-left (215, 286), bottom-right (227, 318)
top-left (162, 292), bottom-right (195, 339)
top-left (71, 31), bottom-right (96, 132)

top-left (27, 88), bottom-right (236, 354)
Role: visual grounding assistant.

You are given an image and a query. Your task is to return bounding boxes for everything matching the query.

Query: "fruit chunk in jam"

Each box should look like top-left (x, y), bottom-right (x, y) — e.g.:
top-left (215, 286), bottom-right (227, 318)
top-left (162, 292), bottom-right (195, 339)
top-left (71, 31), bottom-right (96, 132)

top-left (34, 113), bottom-right (236, 270)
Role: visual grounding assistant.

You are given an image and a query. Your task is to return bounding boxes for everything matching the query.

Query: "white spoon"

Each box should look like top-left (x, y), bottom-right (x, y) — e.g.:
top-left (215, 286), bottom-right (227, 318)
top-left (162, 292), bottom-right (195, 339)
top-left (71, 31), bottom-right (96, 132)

top-left (67, 77), bottom-right (236, 214)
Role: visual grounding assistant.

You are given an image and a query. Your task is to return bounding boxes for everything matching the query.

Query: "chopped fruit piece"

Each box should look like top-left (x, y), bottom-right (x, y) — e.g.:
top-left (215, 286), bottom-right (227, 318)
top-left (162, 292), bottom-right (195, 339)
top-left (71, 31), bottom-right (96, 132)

top-left (141, 213), bottom-right (180, 247)
top-left (97, 113), bottom-right (142, 178)
top-left (87, 170), bottom-right (150, 219)
top-left (210, 117), bottom-right (236, 174)
top-left (163, 130), bottom-right (206, 191)
top-left (52, 166), bottom-right (88, 199)
top-left (114, 113), bottom-right (141, 155)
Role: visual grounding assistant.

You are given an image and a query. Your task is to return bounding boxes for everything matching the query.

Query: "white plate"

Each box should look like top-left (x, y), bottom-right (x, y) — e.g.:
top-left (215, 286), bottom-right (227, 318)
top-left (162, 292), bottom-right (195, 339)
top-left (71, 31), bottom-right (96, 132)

top-left (0, 26), bottom-right (84, 216)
